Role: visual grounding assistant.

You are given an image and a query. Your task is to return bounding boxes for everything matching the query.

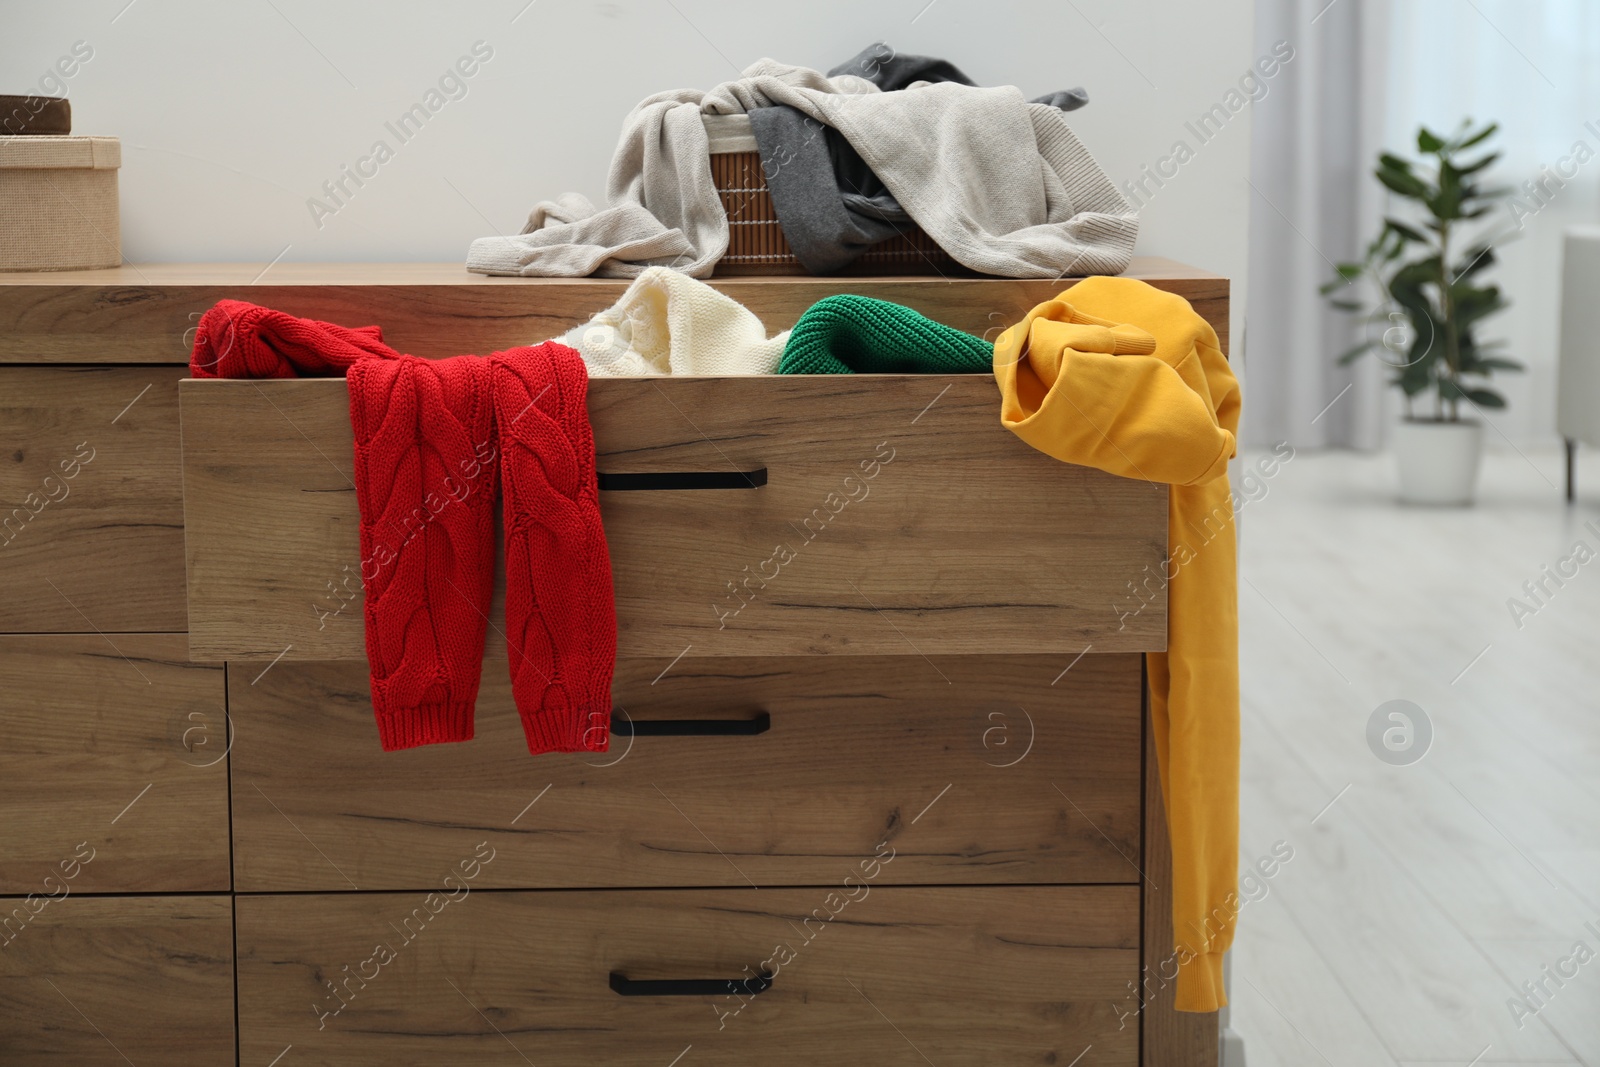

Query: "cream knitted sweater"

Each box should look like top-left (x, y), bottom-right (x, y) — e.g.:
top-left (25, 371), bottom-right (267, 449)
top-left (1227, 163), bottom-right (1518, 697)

top-left (467, 58), bottom-right (1136, 280)
top-left (555, 267), bottom-right (788, 376)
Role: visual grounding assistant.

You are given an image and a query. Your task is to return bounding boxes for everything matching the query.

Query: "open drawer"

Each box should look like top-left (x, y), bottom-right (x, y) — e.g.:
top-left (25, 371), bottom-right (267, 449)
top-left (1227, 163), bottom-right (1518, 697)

top-left (179, 374), bottom-right (1167, 660)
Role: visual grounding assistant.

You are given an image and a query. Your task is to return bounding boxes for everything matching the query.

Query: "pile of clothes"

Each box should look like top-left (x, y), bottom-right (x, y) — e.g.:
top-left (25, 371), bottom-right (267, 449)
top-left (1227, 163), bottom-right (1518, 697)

top-left (465, 43), bottom-right (1137, 279)
top-left (552, 266), bottom-right (992, 376)
top-left (187, 278), bottom-right (1236, 1014)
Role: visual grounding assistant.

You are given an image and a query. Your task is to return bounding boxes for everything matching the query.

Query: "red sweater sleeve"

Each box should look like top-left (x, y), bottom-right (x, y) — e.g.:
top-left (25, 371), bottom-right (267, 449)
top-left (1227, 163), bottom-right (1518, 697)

top-left (347, 354), bottom-right (499, 750)
top-left (490, 344), bottom-right (617, 754)
top-left (188, 304), bottom-right (617, 757)
top-left (188, 300), bottom-right (498, 751)
top-left (190, 298), bottom-right (398, 378)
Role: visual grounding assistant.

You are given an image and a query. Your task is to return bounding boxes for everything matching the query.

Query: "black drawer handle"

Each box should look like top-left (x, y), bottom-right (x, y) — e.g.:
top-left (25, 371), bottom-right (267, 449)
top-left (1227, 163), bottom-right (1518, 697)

top-left (597, 469), bottom-right (766, 491)
top-left (611, 711), bottom-right (770, 737)
top-left (610, 971), bottom-right (774, 997)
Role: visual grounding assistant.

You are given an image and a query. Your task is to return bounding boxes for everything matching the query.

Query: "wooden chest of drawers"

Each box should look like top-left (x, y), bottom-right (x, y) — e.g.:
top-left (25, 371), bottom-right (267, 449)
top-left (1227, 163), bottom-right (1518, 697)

top-left (0, 262), bottom-right (1226, 1066)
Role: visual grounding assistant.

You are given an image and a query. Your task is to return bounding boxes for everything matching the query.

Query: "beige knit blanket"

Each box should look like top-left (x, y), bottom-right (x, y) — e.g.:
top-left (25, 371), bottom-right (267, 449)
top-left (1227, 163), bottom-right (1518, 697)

top-left (466, 58), bottom-right (1137, 279)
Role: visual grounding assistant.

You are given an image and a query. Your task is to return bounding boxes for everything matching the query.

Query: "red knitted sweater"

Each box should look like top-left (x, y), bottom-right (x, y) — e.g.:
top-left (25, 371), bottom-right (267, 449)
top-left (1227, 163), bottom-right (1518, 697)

top-left (190, 300), bottom-right (615, 755)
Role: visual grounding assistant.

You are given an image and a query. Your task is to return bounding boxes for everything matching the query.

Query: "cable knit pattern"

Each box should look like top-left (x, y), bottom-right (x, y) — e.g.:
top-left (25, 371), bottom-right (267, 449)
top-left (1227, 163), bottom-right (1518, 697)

top-left (491, 344), bottom-right (617, 754)
top-left (189, 298), bottom-right (399, 378)
top-left (188, 302), bottom-right (616, 757)
top-left (777, 294), bottom-right (993, 374)
top-left (347, 354), bottom-right (498, 750)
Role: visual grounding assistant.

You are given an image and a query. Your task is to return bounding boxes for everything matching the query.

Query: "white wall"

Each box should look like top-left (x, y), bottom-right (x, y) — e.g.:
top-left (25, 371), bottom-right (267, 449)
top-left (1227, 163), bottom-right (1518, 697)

top-left (6, 0), bottom-right (1253, 345)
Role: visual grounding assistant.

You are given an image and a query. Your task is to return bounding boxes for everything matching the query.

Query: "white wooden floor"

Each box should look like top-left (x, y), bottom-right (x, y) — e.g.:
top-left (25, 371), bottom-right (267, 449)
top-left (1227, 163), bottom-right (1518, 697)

top-left (1229, 445), bottom-right (1600, 1067)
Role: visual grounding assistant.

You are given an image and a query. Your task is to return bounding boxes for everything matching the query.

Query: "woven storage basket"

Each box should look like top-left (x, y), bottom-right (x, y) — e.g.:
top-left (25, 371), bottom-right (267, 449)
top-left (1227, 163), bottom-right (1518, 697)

top-left (703, 114), bottom-right (953, 276)
top-left (0, 135), bottom-right (120, 271)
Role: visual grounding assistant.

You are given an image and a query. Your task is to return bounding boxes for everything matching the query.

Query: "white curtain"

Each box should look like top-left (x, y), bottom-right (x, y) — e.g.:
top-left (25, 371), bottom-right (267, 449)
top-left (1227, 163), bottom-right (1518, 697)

top-left (1243, 0), bottom-right (1390, 449)
top-left (1245, 0), bottom-right (1600, 449)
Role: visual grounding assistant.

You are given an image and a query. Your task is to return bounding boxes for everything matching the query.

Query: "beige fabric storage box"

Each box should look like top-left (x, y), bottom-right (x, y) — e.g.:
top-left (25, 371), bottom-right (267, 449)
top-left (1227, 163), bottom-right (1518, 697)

top-left (0, 135), bottom-right (120, 271)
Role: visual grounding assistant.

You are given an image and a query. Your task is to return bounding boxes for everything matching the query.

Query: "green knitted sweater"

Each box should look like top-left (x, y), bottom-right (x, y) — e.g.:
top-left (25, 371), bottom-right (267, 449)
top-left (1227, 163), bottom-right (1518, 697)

top-left (777, 294), bottom-right (993, 374)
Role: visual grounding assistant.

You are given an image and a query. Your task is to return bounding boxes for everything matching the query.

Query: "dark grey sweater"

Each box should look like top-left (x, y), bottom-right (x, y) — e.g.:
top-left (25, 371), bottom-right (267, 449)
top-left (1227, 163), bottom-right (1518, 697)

top-left (749, 42), bottom-right (1089, 274)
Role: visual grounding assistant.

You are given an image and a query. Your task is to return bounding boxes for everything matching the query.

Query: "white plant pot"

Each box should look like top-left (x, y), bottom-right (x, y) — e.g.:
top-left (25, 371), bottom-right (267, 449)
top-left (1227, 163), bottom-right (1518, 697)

top-left (1393, 419), bottom-right (1483, 505)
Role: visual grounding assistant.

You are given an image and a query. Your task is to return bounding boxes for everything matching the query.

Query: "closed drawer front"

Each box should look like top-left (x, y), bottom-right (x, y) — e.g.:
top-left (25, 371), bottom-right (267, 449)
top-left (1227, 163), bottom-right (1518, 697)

top-left (238, 885), bottom-right (1138, 1066)
top-left (0, 634), bottom-right (230, 893)
top-left (0, 895), bottom-right (235, 1065)
top-left (230, 653), bottom-right (1143, 891)
top-left (0, 366), bottom-right (187, 632)
top-left (180, 375), bottom-right (1168, 661)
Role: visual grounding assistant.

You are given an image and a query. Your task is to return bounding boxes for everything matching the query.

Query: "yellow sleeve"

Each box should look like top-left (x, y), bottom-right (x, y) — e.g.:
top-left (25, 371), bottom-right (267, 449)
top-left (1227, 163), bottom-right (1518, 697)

top-left (996, 314), bottom-right (1234, 487)
top-left (994, 284), bottom-right (1240, 1013)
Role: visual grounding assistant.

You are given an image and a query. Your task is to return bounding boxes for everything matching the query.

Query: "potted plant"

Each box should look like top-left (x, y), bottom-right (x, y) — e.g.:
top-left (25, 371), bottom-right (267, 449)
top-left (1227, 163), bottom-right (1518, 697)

top-left (1321, 119), bottom-right (1520, 505)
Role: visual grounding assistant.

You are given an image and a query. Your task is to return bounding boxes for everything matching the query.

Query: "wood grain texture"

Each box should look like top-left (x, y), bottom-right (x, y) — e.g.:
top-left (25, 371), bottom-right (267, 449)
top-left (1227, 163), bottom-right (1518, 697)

top-left (229, 653), bottom-right (1143, 892)
top-left (0, 259), bottom-right (1229, 362)
top-left (0, 634), bottom-right (231, 893)
top-left (237, 885), bottom-right (1139, 1066)
top-left (0, 894), bottom-right (234, 1065)
top-left (1141, 673), bottom-right (1220, 1066)
top-left (0, 366), bottom-right (187, 632)
top-left (180, 374), bottom-right (1168, 660)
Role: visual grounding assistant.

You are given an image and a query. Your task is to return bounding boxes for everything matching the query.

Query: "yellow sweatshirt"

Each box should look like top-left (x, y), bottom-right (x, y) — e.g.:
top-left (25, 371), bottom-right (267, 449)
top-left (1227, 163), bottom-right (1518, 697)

top-left (993, 275), bottom-right (1240, 1013)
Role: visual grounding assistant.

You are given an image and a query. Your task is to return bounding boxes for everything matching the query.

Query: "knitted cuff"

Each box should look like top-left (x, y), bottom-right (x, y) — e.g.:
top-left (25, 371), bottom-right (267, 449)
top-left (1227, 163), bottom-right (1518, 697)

top-left (1173, 950), bottom-right (1227, 1013)
top-left (374, 702), bottom-right (476, 752)
top-left (519, 701), bottom-right (611, 756)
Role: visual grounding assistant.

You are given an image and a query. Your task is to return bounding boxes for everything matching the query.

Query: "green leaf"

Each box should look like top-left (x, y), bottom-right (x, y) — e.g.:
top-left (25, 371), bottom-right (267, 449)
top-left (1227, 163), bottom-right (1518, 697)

top-left (1464, 387), bottom-right (1507, 408)
top-left (1456, 338), bottom-right (1493, 374)
top-left (1376, 157), bottom-right (1432, 200)
top-left (1389, 255), bottom-right (1443, 301)
top-left (1319, 266), bottom-right (1362, 294)
top-left (1451, 286), bottom-right (1508, 328)
top-left (1418, 127), bottom-right (1446, 152)
top-left (1385, 218), bottom-right (1430, 243)
top-left (1377, 170), bottom-right (1429, 200)
top-left (1428, 178), bottom-right (1464, 220)
top-left (1398, 329), bottom-right (1441, 379)
top-left (1456, 151), bottom-right (1501, 175)
top-left (1337, 341), bottom-right (1376, 365)
top-left (1456, 122), bottom-right (1499, 150)
top-left (1451, 245), bottom-right (1497, 278)
top-left (1477, 357), bottom-right (1524, 372)
top-left (1328, 299), bottom-right (1364, 312)
top-left (1451, 278), bottom-right (1501, 304)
